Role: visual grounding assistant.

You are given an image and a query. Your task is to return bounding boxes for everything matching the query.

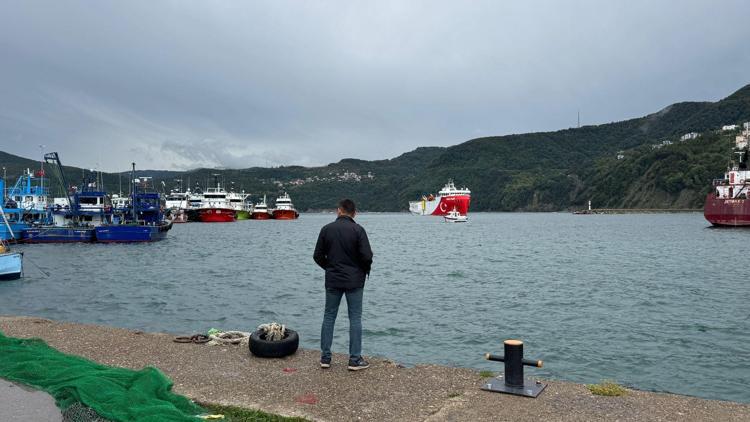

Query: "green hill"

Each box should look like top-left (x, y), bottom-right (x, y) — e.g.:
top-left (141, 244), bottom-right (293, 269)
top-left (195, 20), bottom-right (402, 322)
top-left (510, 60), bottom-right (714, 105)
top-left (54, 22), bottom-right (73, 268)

top-left (2, 84), bottom-right (749, 211)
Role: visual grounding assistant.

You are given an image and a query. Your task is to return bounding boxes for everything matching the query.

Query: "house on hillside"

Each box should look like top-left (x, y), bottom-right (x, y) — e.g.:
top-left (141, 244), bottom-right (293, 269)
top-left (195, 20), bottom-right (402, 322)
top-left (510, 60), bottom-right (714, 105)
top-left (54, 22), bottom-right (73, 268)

top-left (737, 135), bottom-right (749, 150)
top-left (616, 151), bottom-right (625, 160)
top-left (722, 124), bottom-right (738, 131)
top-left (680, 132), bottom-right (699, 141)
top-left (744, 122), bottom-right (750, 130)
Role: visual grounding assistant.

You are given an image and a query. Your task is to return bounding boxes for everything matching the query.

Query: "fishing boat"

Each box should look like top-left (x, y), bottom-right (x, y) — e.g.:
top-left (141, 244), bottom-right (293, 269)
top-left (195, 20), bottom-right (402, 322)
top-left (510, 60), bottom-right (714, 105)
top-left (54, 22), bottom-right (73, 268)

top-left (272, 192), bottom-right (299, 220)
top-left (94, 165), bottom-right (172, 242)
top-left (19, 153), bottom-right (96, 243)
top-left (165, 189), bottom-right (189, 223)
top-left (0, 168), bottom-right (51, 240)
top-left (704, 124), bottom-right (750, 226)
top-left (228, 190), bottom-right (251, 220)
top-left (197, 175), bottom-right (236, 222)
top-left (443, 208), bottom-right (468, 223)
top-left (186, 189), bottom-right (203, 222)
top-left (250, 195), bottom-right (272, 220)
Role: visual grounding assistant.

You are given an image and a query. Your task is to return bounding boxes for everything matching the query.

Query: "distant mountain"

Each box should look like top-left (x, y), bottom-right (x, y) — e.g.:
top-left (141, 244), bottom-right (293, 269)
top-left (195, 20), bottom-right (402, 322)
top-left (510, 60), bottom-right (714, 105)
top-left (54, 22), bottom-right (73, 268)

top-left (2, 84), bottom-right (749, 211)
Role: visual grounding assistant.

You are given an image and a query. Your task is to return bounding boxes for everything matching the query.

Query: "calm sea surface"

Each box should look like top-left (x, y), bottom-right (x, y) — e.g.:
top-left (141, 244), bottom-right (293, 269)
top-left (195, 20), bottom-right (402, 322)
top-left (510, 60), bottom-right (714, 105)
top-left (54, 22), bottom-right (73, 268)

top-left (2, 213), bottom-right (748, 403)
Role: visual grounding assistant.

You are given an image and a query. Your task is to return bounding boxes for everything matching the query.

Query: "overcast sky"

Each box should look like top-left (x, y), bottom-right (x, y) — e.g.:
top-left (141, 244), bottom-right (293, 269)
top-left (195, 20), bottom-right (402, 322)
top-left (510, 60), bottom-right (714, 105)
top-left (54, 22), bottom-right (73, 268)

top-left (1, 1), bottom-right (749, 171)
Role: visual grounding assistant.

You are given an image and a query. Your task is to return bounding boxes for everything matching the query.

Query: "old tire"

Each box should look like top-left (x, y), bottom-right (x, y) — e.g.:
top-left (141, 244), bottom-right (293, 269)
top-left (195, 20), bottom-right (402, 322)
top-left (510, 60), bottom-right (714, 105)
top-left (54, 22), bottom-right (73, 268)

top-left (249, 329), bottom-right (299, 358)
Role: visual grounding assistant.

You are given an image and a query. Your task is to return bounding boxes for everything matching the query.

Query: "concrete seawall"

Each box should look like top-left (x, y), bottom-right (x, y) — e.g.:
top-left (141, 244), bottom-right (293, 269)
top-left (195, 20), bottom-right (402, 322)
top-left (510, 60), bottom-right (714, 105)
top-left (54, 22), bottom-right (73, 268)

top-left (1, 316), bottom-right (748, 422)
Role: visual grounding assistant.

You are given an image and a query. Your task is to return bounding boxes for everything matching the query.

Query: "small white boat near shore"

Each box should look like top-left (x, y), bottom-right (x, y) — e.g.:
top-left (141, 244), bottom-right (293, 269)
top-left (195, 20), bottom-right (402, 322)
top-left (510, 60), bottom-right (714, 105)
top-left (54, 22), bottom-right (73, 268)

top-left (0, 244), bottom-right (22, 280)
top-left (443, 209), bottom-right (468, 223)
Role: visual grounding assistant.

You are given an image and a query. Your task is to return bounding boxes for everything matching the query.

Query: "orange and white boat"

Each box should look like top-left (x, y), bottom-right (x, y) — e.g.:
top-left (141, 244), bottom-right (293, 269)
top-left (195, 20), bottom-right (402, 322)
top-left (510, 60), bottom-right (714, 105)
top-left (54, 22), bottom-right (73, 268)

top-left (250, 195), bottom-right (273, 220)
top-left (272, 192), bottom-right (299, 220)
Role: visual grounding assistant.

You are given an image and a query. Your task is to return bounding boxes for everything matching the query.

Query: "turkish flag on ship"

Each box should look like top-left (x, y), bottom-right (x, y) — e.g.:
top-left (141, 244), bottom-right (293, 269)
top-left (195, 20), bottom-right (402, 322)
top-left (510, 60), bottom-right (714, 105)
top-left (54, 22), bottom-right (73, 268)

top-left (35, 169), bottom-right (45, 177)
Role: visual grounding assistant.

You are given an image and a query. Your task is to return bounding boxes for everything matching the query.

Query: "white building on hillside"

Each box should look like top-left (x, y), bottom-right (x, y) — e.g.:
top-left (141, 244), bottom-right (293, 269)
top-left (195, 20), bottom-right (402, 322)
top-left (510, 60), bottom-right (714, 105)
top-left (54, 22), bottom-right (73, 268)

top-left (722, 124), bottom-right (738, 131)
top-left (680, 132), bottom-right (699, 141)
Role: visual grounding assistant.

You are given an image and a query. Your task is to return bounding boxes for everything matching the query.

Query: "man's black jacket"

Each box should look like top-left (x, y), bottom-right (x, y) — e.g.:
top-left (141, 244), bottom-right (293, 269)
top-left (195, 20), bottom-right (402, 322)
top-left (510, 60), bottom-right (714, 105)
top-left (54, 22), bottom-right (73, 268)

top-left (313, 215), bottom-right (373, 289)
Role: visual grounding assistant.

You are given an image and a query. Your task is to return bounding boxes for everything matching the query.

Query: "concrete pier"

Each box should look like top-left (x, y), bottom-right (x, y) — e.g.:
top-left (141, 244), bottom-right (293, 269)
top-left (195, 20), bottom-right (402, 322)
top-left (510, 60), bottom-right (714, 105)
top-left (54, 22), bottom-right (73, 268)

top-left (1, 316), bottom-right (749, 422)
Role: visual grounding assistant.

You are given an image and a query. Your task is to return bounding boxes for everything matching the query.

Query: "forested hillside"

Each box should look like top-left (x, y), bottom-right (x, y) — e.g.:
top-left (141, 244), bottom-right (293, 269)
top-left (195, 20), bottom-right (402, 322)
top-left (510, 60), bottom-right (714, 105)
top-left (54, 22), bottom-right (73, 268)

top-left (2, 84), bottom-right (749, 211)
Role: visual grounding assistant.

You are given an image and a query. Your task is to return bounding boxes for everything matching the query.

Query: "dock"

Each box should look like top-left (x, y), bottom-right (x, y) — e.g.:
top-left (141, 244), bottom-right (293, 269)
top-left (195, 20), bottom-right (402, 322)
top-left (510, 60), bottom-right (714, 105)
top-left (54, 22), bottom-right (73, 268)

top-left (1, 316), bottom-right (748, 421)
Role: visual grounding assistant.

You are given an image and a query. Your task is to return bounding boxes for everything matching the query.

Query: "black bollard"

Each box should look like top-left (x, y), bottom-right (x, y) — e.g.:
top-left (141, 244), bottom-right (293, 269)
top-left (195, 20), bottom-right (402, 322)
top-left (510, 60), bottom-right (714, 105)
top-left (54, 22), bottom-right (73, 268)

top-left (481, 339), bottom-right (547, 398)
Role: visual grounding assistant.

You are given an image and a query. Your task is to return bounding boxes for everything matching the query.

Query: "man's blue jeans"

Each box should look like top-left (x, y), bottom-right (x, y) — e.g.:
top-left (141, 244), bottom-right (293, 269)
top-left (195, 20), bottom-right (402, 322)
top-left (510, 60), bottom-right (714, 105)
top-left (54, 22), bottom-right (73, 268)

top-left (320, 287), bottom-right (363, 360)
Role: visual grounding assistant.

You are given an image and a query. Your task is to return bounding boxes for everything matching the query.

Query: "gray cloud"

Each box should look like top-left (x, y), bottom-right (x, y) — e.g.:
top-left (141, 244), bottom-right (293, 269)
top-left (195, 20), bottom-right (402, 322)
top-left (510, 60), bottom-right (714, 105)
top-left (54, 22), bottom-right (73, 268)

top-left (1, 0), bottom-right (749, 171)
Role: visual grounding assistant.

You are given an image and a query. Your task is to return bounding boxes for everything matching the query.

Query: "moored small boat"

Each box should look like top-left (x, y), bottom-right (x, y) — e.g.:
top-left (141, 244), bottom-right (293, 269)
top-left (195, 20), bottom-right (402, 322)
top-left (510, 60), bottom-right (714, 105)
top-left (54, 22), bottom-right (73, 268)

top-left (272, 192), bottom-right (299, 220)
top-left (0, 211), bottom-right (23, 280)
top-left (0, 248), bottom-right (22, 280)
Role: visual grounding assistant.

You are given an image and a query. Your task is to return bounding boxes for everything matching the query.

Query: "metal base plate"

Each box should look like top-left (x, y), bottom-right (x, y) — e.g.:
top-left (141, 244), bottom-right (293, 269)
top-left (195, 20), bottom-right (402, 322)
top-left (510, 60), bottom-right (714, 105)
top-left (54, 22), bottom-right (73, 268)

top-left (481, 376), bottom-right (547, 398)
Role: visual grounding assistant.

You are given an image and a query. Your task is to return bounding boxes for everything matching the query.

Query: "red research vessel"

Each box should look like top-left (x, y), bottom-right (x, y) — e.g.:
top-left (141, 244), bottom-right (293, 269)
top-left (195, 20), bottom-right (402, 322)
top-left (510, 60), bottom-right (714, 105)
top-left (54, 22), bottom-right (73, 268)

top-left (704, 124), bottom-right (750, 226)
top-left (272, 192), bottom-right (299, 220)
top-left (408, 180), bottom-right (471, 216)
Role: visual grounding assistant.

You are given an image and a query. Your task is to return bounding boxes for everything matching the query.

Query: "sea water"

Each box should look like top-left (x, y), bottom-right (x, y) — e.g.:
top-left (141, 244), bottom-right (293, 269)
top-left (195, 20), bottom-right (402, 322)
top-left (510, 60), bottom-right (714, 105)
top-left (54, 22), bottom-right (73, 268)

top-left (2, 213), bottom-right (748, 403)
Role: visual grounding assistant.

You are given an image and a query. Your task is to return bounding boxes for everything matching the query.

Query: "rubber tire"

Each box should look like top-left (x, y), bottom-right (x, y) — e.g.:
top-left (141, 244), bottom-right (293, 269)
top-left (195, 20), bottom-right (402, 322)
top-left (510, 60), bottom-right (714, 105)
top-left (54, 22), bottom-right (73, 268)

top-left (249, 329), bottom-right (299, 358)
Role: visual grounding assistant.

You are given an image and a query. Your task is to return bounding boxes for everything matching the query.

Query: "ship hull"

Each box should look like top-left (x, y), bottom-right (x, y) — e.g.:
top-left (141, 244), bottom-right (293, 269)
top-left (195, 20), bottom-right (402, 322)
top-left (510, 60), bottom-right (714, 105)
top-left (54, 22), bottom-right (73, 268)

top-left (0, 252), bottom-right (22, 280)
top-left (20, 227), bottom-right (96, 243)
top-left (235, 210), bottom-right (250, 220)
top-left (250, 212), bottom-right (272, 220)
top-left (198, 208), bottom-right (236, 222)
top-left (272, 209), bottom-right (299, 220)
top-left (409, 194), bottom-right (471, 216)
top-left (95, 223), bottom-right (172, 242)
top-left (186, 209), bottom-right (201, 222)
top-left (704, 194), bottom-right (750, 226)
top-left (169, 209), bottom-right (189, 223)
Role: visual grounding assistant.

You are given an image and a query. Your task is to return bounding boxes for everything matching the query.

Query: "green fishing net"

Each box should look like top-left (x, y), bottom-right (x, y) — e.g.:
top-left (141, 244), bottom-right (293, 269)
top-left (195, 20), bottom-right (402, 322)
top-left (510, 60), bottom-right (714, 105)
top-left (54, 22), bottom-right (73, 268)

top-left (0, 331), bottom-right (204, 422)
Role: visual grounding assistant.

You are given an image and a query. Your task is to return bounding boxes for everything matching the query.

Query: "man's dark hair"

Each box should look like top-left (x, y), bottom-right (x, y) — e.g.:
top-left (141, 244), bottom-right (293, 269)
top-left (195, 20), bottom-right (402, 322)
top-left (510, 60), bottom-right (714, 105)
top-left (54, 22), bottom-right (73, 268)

top-left (338, 198), bottom-right (356, 215)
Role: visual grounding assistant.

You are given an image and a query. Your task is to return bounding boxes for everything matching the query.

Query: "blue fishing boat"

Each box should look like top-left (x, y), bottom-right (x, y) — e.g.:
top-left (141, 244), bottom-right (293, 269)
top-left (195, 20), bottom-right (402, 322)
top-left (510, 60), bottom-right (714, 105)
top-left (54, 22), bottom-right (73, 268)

top-left (0, 169), bottom-right (51, 241)
top-left (18, 152), bottom-right (97, 243)
top-left (94, 164), bottom-right (172, 242)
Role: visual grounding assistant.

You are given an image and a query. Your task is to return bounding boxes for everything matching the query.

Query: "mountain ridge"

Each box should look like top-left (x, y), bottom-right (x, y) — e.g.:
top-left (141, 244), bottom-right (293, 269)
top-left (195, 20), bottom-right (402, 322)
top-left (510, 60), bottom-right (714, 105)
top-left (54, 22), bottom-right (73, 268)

top-left (2, 83), bottom-right (749, 211)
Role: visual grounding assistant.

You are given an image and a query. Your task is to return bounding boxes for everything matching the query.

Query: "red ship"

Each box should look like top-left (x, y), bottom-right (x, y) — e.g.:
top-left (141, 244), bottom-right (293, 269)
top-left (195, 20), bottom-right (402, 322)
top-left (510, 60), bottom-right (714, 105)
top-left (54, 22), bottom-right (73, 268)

top-left (272, 192), bottom-right (299, 220)
top-left (408, 180), bottom-right (471, 216)
top-left (250, 195), bottom-right (272, 220)
top-left (704, 125), bottom-right (750, 226)
top-left (197, 176), bottom-right (236, 222)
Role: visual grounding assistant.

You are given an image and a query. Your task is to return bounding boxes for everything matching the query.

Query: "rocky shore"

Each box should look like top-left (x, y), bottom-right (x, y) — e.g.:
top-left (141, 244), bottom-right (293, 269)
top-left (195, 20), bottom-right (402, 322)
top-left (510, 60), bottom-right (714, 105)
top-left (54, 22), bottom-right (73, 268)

top-left (1, 316), bottom-right (748, 422)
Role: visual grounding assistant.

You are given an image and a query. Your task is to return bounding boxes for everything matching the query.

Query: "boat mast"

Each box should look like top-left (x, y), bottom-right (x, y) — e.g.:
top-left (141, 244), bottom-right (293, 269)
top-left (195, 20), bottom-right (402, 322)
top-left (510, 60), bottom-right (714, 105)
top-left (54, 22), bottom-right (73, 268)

top-left (44, 152), bottom-right (76, 222)
top-left (131, 163), bottom-right (137, 223)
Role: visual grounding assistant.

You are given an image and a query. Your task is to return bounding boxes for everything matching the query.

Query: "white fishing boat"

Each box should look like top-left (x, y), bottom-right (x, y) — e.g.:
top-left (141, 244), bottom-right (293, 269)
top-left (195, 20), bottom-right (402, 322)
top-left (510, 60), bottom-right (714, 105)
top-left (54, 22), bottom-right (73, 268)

top-left (443, 208), bottom-right (468, 223)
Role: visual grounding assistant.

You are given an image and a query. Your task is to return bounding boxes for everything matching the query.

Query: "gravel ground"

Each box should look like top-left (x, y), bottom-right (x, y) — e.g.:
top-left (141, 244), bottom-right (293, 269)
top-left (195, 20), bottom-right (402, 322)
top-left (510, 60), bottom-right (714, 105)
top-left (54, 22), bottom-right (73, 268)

top-left (1, 316), bottom-right (748, 422)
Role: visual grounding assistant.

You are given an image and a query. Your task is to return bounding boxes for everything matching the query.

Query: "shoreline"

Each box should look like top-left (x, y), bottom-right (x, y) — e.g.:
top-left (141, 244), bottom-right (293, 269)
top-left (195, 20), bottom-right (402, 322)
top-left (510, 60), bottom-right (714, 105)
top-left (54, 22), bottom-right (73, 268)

top-left (1, 316), bottom-right (748, 421)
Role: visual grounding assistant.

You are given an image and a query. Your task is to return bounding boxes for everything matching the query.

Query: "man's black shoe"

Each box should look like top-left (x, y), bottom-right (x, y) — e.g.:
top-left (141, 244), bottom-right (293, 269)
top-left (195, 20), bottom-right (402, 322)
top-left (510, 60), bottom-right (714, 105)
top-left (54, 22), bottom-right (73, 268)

top-left (320, 357), bottom-right (331, 368)
top-left (347, 357), bottom-right (370, 371)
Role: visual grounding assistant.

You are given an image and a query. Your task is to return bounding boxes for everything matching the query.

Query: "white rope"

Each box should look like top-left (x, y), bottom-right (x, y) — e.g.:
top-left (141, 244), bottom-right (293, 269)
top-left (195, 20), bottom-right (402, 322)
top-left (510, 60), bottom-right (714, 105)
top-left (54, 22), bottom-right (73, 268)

top-left (206, 330), bottom-right (251, 346)
top-left (257, 322), bottom-right (286, 341)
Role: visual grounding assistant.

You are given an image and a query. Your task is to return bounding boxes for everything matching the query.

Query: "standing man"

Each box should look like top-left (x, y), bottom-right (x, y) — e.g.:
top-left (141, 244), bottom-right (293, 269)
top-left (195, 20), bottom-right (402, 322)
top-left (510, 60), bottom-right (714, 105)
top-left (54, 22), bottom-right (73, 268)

top-left (313, 199), bottom-right (373, 370)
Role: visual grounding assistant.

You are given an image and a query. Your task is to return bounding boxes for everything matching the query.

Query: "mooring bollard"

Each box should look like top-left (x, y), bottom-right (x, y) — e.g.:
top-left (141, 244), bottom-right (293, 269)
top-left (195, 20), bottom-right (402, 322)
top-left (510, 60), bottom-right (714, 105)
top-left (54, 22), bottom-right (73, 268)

top-left (481, 339), bottom-right (547, 398)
